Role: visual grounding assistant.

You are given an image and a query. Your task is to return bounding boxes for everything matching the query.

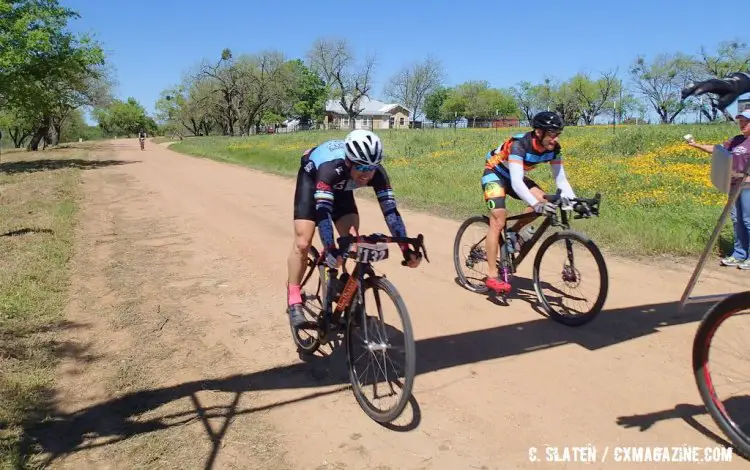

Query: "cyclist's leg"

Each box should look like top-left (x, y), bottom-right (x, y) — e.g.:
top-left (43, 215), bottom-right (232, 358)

top-left (331, 190), bottom-right (360, 238)
top-left (506, 177), bottom-right (544, 233)
top-left (482, 171), bottom-right (511, 293)
top-left (732, 188), bottom-right (750, 268)
top-left (721, 195), bottom-right (743, 266)
top-left (287, 167), bottom-right (317, 325)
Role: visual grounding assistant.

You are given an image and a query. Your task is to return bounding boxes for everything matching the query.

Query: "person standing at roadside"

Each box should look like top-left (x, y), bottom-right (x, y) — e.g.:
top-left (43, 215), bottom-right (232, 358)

top-left (685, 110), bottom-right (750, 269)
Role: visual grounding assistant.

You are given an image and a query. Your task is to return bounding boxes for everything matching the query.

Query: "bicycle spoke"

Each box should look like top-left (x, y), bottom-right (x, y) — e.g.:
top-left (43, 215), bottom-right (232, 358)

top-left (347, 276), bottom-right (414, 423)
top-left (533, 232), bottom-right (608, 326)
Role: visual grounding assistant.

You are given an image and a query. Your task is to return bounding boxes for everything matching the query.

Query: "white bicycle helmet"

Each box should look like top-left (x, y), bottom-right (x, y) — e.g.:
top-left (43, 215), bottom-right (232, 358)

top-left (344, 129), bottom-right (383, 166)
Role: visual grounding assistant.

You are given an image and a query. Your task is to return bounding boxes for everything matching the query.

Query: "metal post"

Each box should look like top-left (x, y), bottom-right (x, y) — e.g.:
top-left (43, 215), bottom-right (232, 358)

top-left (678, 155), bottom-right (750, 311)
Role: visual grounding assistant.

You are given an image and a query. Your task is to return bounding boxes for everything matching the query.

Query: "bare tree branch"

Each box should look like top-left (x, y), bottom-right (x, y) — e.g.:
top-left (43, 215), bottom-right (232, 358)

top-left (307, 37), bottom-right (376, 128)
top-left (384, 56), bottom-right (444, 124)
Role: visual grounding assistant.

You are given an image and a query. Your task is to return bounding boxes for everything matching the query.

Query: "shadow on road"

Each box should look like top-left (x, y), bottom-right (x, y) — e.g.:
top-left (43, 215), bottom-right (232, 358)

top-left (1, 228), bottom-right (55, 237)
top-left (616, 398), bottom-right (750, 461)
top-left (21, 293), bottom-right (717, 468)
top-left (0, 158), bottom-right (139, 175)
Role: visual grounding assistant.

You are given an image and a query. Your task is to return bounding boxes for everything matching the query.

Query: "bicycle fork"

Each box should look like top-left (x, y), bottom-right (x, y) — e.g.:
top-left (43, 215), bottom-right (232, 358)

top-left (562, 238), bottom-right (578, 283)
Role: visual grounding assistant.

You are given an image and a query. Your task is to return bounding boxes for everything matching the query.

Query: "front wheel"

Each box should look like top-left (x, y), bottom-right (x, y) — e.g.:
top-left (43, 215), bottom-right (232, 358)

top-left (290, 246), bottom-right (324, 354)
top-left (532, 231), bottom-right (608, 326)
top-left (693, 291), bottom-right (750, 460)
top-left (346, 276), bottom-right (416, 423)
top-left (453, 215), bottom-right (491, 294)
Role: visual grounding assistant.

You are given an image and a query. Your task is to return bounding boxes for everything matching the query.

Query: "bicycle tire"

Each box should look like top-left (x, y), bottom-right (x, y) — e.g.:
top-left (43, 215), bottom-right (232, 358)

top-left (290, 246), bottom-right (323, 354)
top-left (346, 275), bottom-right (416, 423)
top-left (693, 291), bottom-right (750, 460)
top-left (453, 215), bottom-right (491, 294)
top-left (532, 230), bottom-right (608, 326)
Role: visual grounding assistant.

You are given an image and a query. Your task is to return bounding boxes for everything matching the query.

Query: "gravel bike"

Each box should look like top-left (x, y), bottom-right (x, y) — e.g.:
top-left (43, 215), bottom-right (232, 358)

top-left (290, 232), bottom-right (429, 423)
top-left (453, 190), bottom-right (608, 326)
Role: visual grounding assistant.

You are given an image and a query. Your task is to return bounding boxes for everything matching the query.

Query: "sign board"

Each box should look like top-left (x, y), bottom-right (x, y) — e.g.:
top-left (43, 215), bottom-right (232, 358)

top-left (711, 144), bottom-right (733, 194)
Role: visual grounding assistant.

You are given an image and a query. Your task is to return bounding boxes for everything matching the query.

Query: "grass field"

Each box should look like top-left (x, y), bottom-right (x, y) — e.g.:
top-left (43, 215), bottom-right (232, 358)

top-left (169, 123), bottom-right (742, 259)
top-left (0, 148), bottom-right (81, 468)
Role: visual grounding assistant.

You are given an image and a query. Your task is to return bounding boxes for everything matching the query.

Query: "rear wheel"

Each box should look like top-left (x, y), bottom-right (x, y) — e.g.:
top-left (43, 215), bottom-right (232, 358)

top-left (346, 276), bottom-right (415, 423)
top-left (532, 231), bottom-right (608, 326)
top-left (453, 215), bottom-right (492, 294)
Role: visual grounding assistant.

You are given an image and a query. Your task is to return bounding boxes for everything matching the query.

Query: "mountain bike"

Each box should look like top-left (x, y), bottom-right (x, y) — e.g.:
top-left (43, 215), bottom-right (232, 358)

top-left (453, 190), bottom-right (608, 326)
top-left (290, 232), bottom-right (429, 423)
top-left (693, 291), bottom-right (750, 460)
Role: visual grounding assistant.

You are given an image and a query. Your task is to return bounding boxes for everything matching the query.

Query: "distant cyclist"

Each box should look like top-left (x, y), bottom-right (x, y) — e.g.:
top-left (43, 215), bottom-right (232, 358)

top-left (286, 129), bottom-right (422, 328)
top-left (138, 129), bottom-right (146, 150)
top-left (480, 111), bottom-right (577, 294)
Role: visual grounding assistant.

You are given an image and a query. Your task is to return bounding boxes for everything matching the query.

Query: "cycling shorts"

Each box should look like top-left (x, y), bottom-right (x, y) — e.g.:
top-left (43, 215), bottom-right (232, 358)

top-left (293, 166), bottom-right (358, 222)
top-left (481, 168), bottom-right (539, 211)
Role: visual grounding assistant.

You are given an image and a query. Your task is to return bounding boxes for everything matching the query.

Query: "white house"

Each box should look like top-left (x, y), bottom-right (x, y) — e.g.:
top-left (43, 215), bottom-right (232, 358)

top-left (324, 96), bottom-right (410, 130)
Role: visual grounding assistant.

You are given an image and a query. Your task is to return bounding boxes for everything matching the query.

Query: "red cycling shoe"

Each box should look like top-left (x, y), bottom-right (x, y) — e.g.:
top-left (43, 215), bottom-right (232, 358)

top-left (485, 276), bottom-right (511, 294)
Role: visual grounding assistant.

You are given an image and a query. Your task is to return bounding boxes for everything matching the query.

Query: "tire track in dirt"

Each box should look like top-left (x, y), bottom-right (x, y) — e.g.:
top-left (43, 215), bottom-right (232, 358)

top-left (41, 139), bottom-right (750, 469)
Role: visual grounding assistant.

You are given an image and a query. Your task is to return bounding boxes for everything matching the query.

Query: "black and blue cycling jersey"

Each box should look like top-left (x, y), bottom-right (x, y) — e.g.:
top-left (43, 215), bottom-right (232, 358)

top-left (294, 139), bottom-right (409, 254)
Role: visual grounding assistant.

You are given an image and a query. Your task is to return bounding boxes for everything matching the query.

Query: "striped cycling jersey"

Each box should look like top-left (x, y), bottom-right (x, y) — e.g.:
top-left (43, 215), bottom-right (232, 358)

top-left (485, 132), bottom-right (562, 178)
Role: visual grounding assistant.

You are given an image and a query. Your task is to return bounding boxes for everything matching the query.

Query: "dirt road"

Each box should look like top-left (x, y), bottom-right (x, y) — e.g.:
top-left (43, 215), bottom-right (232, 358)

top-left (32, 139), bottom-right (750, 469)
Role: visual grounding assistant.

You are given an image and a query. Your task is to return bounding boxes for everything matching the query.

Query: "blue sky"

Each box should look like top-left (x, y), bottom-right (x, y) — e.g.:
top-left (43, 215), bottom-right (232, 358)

top-left (64, 0), bottom-right (745, 123)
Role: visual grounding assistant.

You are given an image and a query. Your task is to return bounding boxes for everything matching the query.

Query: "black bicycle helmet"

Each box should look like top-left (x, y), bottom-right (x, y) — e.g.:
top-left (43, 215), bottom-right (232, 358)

top-left (531, 111), bottom-right (564, 131)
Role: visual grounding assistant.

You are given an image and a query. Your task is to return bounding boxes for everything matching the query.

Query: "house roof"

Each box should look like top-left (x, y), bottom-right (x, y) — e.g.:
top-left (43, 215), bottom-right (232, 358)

top-left (325, 96), bottom-right (410, 116)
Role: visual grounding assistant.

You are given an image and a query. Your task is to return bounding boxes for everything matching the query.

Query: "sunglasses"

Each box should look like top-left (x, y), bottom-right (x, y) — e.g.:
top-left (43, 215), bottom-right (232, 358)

top-left (354, 164), bottom-right (379, 172)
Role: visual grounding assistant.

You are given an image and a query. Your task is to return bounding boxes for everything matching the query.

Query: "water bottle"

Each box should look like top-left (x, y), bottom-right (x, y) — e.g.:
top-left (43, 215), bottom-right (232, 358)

top-left (519, 225), bottom-right (536, 243)
top-left (505, 231), bottom-right (517, 254)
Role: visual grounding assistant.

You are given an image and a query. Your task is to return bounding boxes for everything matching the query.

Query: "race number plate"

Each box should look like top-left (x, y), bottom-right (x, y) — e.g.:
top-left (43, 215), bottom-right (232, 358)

top-left (356, 242), bottom-right (389, 263)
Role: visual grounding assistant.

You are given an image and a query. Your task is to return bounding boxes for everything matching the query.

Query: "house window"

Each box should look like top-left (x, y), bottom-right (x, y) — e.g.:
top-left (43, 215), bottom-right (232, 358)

top-left (399, 117), bottom-right (405, 126)
top-left (342, 117), bottom-right (349, 127)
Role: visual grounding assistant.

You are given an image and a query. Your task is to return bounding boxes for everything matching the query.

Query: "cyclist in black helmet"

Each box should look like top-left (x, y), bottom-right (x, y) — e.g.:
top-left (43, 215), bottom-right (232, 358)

top-left (480, 111), bottom-right (577, 294)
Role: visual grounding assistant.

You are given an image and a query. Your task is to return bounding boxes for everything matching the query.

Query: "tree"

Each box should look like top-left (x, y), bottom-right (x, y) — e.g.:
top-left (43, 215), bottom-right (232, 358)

top-left (439, 90), bottom-right (466, 123)
top-left (570, 71), bottom-right (621, 125)
top-left (510, 81), bottom-right (546, 123)
top-left (196, 48), bottom-right (243, 135)
top-left (383, 56), bottom-right (445, 125)
top-left (286, 59), bottom-right (327, 125)
top-left (693, 40), bottom-right (750, 121)
top-left (548, 80), bottom-right (582, 126)
top-left (1, 0), bottom-right (110, 150)
top-left (629, 53), bottom-right (693, 124)
top-left (423, 87), bottom-right (450, 124)
top-left (59, 108), bottom-right (102, 142)
top-left (93, 97), bottom-right (153, 137)
top-left (480, 88), bottom-right (521, 119)
top-left (307, 37), bottom-right (376, 128)
top-left (0, 0), bottom-right (78, 104)
top-left (235, 50), bottom-right (292, 134)
top-left (0, 107), bottom-right (34, 148)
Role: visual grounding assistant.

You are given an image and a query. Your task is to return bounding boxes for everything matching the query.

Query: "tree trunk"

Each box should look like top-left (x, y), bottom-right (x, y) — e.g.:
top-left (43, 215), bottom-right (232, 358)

top-left (27, 117), bottom-right (51, 151)
top-left (48, 121), bottom-right (61, 147)
top-left (10, 127), bottom-right (31, 148)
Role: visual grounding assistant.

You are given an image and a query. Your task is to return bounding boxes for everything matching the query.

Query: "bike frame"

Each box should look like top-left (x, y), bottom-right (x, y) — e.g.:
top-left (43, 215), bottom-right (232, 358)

top-left (484, 192), bottom-right (601, 271)
top-left (306, 234), bottom-right (428, 338)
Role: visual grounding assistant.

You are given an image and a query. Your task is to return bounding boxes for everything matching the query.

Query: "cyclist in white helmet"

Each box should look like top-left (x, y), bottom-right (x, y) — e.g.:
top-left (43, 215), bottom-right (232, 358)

top-left (285, 129), bottom-right (422, 328)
